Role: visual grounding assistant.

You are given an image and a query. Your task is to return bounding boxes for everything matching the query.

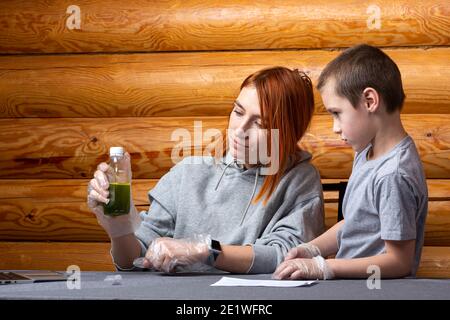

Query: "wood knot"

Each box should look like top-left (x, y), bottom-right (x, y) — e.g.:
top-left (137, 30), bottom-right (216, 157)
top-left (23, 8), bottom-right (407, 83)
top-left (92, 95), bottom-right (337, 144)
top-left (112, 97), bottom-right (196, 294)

top-left (90, 136), bottom-right (98, 143)
top-left (426, 132), bottom-right (432, 138)
top-left (25, 211), bottom-right (36, 221)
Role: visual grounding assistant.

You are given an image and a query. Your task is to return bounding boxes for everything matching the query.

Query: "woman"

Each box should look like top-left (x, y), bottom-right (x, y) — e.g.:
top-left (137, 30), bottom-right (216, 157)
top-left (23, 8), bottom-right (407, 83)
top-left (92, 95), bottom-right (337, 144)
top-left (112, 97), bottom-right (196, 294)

top-left (87, 66), bottom-right (324, 274)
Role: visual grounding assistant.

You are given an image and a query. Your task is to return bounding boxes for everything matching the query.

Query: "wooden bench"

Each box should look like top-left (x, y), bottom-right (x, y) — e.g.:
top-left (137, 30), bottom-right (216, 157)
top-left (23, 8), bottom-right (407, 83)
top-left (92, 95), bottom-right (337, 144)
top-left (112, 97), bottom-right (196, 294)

top-left (0, 0), bottom-right (449, 278)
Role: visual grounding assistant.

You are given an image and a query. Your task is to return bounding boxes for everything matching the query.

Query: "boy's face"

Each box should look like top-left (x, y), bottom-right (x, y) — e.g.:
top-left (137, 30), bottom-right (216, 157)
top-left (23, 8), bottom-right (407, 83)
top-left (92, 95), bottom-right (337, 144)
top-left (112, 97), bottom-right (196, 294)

top-left (320, 78), bottom-right (376, 153)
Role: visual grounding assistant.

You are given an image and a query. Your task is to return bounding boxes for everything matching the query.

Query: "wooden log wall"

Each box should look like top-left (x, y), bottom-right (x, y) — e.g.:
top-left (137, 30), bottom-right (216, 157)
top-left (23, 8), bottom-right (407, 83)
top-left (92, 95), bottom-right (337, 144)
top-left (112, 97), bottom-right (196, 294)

top-left (0, 0), bottom-right (449, 277)
top-left (0, 0), bottom-right (448, 53)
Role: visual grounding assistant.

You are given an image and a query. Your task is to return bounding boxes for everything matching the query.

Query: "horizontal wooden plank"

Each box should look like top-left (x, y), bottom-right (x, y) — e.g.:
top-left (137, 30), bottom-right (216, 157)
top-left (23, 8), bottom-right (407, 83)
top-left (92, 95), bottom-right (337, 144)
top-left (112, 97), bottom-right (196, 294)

top-left (0, 242), bottom-right (115, 271)
top-left (0, 241), bottom-right (448, 277)
top-left (0, 179), bottom-right (448, 245)
top-left (423, 201), bottom-right (450, 246)
top-left (0, 48), bottom-right (449, 118)
top-left (0, 179), bottom-right (157, 206)
top-left (416, 246), bottom-right (450, 278)
top-left (0, 0), bottom-right (448, 54)
top-left (0, 115), bottom-right (448, 179)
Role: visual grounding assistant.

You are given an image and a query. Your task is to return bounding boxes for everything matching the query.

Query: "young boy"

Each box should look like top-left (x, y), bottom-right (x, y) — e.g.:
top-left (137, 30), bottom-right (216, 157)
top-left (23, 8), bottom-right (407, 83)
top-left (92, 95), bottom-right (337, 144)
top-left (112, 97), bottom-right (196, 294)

top-left (273, 44), bottom-right (428, 280)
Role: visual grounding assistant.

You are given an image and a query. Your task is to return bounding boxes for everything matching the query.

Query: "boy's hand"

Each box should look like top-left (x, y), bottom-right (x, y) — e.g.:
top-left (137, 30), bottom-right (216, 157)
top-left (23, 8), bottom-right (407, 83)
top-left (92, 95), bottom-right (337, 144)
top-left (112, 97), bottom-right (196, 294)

top-left (272, 256), bottom-right (334, 280)
top-left (284, 243), bottom-right (322, 261)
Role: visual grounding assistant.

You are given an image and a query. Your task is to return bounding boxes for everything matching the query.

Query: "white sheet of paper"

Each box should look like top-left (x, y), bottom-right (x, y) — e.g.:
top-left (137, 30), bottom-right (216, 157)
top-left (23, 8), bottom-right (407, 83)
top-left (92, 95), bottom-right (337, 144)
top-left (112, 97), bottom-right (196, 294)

top-left (210, 276), bottom-right (317, 287)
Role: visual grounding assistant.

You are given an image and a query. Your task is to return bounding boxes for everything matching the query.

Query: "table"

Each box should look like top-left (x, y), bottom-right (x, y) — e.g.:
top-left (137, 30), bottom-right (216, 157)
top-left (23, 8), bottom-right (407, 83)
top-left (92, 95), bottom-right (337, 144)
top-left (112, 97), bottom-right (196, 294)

top-left (0, 272), bottom-right (449, 300)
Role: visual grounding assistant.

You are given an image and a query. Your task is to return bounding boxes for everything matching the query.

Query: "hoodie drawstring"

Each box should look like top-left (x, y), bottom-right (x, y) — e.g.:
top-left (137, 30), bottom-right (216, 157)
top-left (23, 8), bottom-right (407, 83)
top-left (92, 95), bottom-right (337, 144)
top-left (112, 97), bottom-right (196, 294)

top-left (215, 156), bottom-right (261, 226)
top-left (239, 166), bottom-right (260, 226)
top-left (214, 159), bottom-right (235, 191)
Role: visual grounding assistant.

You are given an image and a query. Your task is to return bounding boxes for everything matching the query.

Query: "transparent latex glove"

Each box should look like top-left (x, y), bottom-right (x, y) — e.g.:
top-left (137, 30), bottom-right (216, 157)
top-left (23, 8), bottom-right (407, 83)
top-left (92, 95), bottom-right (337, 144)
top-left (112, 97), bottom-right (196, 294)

top-left (272, 256), bottom-right (335, 280)
top-left (141, 235), bottom-right (212, 273)
top-left (87, 152), bottom-right (141, 239)
top-left (284, 243), bottom-right (322, 261)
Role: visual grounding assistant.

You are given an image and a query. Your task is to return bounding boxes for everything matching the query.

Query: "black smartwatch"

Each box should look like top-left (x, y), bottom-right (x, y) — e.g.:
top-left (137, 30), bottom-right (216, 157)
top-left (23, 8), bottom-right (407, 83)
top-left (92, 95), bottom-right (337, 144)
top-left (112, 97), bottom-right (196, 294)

top-left (209, 239), bottom-right (222, 263)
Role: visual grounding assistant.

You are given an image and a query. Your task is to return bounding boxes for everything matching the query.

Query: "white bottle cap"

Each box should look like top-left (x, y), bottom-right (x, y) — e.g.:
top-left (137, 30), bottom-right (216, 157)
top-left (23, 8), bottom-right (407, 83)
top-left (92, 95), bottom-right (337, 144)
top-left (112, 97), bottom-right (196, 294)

top-left (109, 147), bottom-right (124, 157)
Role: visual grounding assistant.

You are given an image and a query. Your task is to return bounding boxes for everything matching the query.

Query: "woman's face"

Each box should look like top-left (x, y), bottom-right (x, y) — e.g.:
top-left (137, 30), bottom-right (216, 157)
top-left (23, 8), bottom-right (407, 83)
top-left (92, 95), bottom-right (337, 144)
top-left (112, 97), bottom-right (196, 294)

top-left (227, 86), bottom-right (266, 165)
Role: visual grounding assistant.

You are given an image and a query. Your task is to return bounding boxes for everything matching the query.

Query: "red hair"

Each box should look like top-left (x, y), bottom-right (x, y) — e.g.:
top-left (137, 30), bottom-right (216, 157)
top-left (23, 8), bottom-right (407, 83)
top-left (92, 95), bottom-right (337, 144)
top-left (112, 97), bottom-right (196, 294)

top-left (218, 66), bottom-right (315, 205)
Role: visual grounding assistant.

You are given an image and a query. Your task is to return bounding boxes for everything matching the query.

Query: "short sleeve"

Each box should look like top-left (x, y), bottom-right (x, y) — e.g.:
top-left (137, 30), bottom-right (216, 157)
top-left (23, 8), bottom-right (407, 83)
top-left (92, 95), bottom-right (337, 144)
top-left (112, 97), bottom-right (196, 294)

top-left (376, 174), bottom-right (418, 240)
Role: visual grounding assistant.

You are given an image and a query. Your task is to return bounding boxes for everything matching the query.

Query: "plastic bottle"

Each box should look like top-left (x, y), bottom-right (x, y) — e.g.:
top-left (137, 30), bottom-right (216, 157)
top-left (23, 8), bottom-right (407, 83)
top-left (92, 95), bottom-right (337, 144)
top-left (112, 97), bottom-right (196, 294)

top-left (103, 147), bottom-right (131, 216)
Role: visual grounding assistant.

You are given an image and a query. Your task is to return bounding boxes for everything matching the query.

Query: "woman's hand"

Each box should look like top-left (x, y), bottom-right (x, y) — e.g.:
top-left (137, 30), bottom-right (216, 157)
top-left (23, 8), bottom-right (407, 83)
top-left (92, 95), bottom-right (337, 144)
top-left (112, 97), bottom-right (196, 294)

top-left (143, 237), bottom-right (210, 273)
top-left (86, 153), bottom-right (141, 239)
top-left (284, 243), bottom-right (322, 260)
top-left (87, 161), bottom-right (110, 212)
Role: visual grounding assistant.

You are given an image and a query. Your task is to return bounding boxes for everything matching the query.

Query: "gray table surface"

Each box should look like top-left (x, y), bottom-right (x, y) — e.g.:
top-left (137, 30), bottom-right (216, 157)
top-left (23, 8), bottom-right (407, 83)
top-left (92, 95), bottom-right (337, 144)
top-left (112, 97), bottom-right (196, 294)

top-left (0, 271), bottom-right (449, 300)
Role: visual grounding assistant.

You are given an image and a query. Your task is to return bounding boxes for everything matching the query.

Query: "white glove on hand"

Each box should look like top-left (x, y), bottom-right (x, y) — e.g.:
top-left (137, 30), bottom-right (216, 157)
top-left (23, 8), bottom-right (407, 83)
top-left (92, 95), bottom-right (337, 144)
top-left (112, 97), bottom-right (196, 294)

top-left (284, 243), bottom-right (322, 261)
top-left (272, 256), bottom-right (335, 280)
top-left (143, 235), bottom-right (212, 273)
top-left (87, 152), bottom-right (141, 239)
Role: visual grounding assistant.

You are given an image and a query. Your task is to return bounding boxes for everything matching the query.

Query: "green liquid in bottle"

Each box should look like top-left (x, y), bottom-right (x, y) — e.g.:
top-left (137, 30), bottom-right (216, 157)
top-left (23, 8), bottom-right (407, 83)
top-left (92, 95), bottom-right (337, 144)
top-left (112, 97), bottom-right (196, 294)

top-left (103, 182), bottom-right (131, 216)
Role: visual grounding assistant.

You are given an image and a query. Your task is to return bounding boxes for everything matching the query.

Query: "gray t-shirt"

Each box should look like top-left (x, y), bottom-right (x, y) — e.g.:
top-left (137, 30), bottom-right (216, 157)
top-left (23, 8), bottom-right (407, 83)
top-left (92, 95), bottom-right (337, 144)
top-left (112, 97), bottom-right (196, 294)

top-left (336, 136), bottom-right (428, 276)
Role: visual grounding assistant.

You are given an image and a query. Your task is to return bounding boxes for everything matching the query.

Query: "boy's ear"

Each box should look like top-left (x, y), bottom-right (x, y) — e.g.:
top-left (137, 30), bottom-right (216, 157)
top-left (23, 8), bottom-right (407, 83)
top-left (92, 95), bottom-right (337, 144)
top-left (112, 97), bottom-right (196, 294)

top-left (362, 87), bottom-right (380, 113)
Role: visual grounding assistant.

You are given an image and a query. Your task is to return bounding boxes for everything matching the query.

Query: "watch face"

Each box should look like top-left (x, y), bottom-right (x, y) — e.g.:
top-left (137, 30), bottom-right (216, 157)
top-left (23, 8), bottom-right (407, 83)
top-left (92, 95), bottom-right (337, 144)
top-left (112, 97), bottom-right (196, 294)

top-left (211, 239), bottom-right (222, 252)
top-left (210, 239), bottom-right (222, 261)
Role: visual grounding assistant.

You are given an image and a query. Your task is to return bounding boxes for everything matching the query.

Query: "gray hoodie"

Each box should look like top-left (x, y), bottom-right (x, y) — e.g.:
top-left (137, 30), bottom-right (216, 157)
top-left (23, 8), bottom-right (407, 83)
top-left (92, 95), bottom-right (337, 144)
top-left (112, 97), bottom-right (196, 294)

top-left (134, 150), bottom-right (324, 273)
